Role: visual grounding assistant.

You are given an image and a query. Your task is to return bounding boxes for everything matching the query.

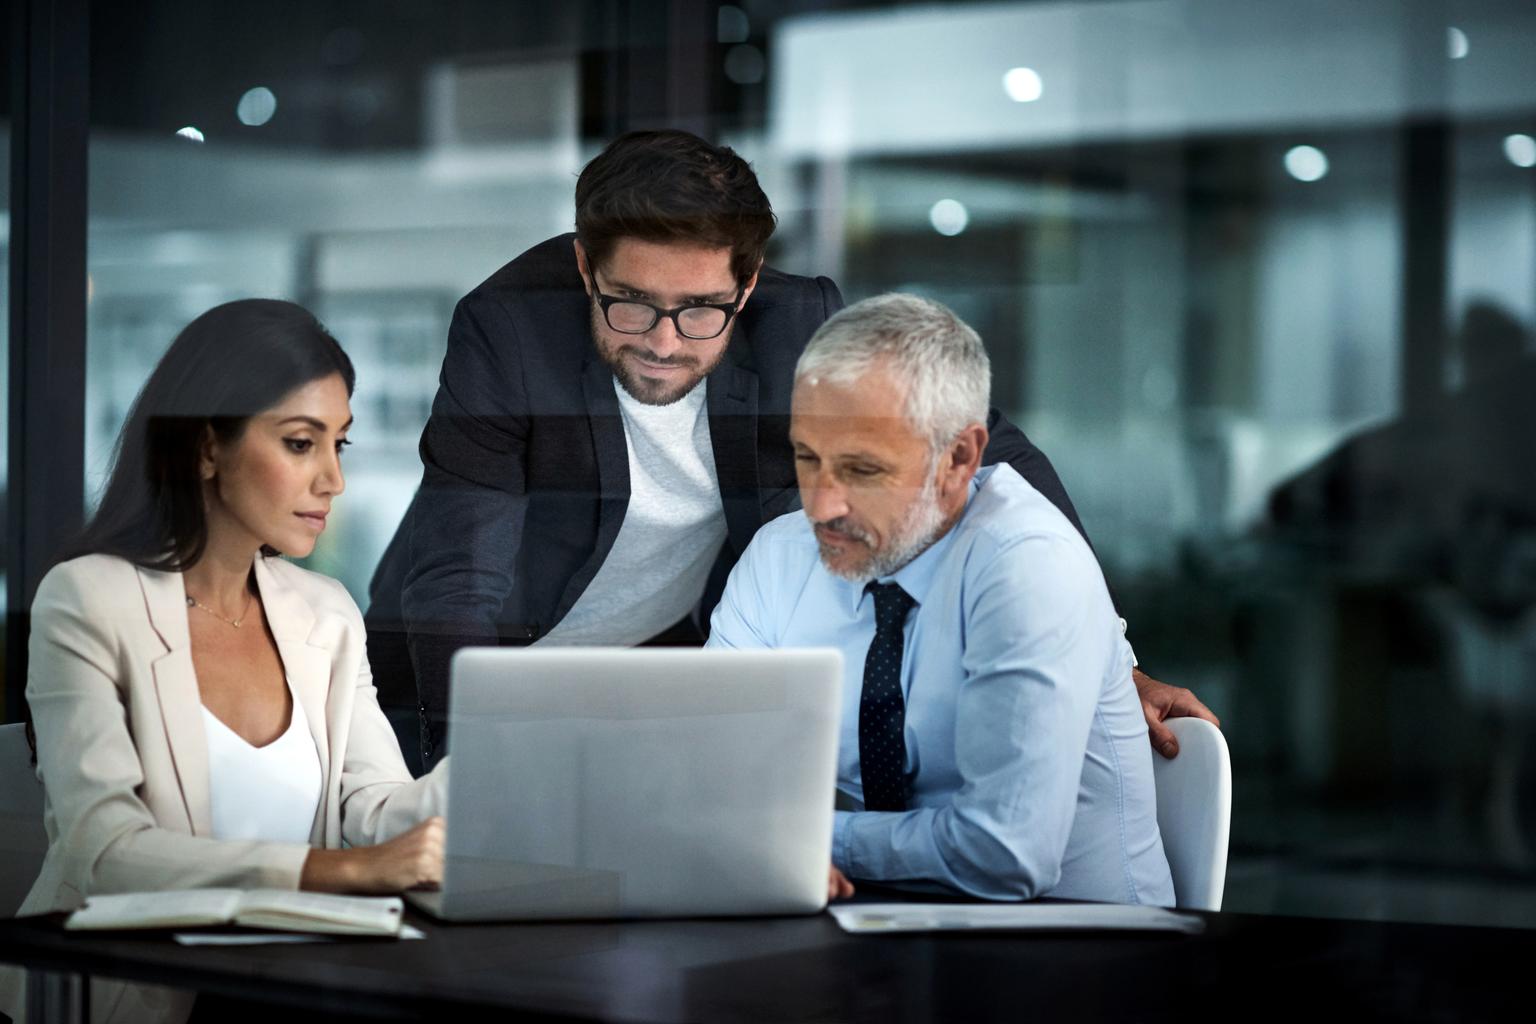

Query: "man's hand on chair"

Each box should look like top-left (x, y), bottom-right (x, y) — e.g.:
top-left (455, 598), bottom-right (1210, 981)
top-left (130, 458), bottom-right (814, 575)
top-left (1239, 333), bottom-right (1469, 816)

top-left (1134, 667), bottom-right (1220, 759)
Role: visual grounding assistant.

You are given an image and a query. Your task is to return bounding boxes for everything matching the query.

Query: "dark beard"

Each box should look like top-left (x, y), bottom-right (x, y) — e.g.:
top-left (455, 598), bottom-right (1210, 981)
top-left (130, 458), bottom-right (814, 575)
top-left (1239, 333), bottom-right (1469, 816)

top-left (591, 308), bottom-right (727, 406)
top-left (609, 352), bottom-right (699, 406)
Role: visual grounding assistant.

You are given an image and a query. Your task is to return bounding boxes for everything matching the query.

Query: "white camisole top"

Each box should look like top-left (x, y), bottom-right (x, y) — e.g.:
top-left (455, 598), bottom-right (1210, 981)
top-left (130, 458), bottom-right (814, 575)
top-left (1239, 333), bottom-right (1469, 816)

top-left (201, 682), bottom-right (323, 843)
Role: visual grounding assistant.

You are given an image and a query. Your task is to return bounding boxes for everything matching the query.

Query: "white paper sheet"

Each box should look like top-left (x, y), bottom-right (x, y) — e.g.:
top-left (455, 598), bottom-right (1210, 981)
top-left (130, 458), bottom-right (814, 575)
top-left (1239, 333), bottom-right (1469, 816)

top-left (172, 925), bottom-right (426, 946)
top-left (174, 933), bottom-right (332, 946)
top-left (828, 902), bottom-right (1205, 934)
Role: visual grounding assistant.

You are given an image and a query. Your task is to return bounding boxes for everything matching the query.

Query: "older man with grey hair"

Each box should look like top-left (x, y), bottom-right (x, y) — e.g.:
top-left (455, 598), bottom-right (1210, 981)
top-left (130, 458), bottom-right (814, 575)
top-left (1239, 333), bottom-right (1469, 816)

top-left (707, 293), bottom-right (1175, 904)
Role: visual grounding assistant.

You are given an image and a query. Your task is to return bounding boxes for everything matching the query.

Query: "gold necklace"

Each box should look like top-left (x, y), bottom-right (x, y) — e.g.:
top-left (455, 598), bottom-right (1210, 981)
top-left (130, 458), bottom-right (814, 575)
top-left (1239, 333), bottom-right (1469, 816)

top-left (185, 589), bottom-right (254, 628)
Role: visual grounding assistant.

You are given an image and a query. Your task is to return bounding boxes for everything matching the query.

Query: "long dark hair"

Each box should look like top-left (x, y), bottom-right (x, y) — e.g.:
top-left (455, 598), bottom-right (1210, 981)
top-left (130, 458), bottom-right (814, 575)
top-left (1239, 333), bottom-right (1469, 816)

top-left (64, 298), bottom-right (355, 572)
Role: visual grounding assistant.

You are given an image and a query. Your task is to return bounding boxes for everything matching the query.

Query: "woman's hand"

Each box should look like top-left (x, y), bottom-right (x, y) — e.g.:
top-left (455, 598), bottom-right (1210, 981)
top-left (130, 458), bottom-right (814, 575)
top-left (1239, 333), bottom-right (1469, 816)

top-left (829, 865), bottom-right (855, 901)
top-left (300, 816), bottom-right (446, 894)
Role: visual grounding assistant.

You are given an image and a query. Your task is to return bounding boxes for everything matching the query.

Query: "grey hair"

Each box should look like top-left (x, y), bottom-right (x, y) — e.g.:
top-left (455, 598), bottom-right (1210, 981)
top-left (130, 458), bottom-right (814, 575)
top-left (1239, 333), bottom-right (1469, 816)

top-left (795, 293), bottom-right (991, 451)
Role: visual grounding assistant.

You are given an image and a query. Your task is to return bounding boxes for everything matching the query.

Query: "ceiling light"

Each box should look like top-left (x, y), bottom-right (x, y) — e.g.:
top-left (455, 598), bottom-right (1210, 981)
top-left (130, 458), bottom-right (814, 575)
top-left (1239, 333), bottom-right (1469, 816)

top-left (237, 87), bottom-right (278, 127)
top-left (1284, 145), bottom-right (1329, 182)
top-left (1447, 26), bottom-right (1469, 60)
top-left (1504, 134), bottom-right (1536, 168)
top-left (929, 199), bottom-right (969, 236)
top-left (1003, 67), bottom-right (1043, 104)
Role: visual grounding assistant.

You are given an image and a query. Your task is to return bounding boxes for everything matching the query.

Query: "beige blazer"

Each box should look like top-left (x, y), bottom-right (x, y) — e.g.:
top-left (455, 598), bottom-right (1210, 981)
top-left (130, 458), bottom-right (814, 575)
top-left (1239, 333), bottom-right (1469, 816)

top-left (1, 553), bottom-right (446, 1024)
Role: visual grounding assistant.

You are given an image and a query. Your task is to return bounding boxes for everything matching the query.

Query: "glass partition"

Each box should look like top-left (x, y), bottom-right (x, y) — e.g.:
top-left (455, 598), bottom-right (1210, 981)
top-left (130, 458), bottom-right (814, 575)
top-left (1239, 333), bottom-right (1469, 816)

top-left (82, 0), bottom-right (1536, 926)
top-left (1, 8), bottom-right (12, 715)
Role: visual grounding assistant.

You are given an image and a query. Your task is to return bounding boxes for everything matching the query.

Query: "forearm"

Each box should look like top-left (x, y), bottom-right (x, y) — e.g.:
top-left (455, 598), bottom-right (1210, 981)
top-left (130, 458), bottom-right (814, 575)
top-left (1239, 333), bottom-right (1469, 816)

top-left (306, 817), bottom-right (445, 895)
top-left (832, 805), bottom-right (1063, 900)
top-left (299, 847), bottom-right (364, 893)
top-left (87, 827), bottom-right (310, 896)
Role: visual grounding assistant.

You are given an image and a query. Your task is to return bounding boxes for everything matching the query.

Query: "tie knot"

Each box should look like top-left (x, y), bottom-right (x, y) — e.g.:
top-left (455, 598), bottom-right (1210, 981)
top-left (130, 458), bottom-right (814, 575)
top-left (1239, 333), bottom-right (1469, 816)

top-left (867, 581), bottom-right (916, 630)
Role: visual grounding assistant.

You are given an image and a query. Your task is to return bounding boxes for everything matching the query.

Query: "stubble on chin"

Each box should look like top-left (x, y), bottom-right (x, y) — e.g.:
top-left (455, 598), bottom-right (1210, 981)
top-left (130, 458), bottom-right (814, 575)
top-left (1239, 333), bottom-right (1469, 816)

top-left (612, 357), bottom-right (697, 406)
top-left (814, 477), bottom-right (948, 584)
top-left (813, 521), bottom-right (879, 584)
top-left (818, 543), bottom-right (866, 583)
top-left (589, 307), bottom-right (727, 407)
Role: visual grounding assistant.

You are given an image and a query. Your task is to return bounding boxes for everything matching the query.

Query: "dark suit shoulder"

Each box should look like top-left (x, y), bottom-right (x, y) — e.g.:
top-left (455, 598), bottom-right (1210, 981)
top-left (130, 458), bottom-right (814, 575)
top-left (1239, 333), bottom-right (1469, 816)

top-left (446, 236), bottom-right (590, 390)
top-left (468, 234), bottom-right (585, 305)
top-left (745, 264), bottom-right (835, 306)
top-left (735, 267), bottom-right (844, 371)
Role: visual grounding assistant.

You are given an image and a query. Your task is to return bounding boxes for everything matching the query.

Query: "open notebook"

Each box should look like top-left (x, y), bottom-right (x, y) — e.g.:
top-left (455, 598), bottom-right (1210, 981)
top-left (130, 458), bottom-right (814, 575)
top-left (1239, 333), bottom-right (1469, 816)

top-left (66, 890), bottom-right (405, 937)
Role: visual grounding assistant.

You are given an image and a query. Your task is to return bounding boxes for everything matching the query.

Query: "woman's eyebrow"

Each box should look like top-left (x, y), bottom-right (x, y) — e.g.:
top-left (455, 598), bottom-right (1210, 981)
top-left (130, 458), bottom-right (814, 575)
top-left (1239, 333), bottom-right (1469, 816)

top-left (277, 415), bottom-right (354, 431)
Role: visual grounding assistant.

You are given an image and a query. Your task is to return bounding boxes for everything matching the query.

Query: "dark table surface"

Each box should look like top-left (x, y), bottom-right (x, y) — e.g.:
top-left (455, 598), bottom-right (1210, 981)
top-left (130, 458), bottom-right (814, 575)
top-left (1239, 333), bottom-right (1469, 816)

top-left (2, 900), bottom-right (1533, 1022)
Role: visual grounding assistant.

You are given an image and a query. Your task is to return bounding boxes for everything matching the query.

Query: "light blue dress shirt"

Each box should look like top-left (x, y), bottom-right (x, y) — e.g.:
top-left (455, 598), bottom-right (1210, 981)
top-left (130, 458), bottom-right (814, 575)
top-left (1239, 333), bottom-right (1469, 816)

top-left (708, 464), bottom-right (1174, 905)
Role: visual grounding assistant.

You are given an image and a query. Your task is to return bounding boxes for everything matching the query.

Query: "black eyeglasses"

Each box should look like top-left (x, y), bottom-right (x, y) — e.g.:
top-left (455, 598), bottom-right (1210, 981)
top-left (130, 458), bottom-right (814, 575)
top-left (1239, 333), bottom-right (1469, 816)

top-left (588, 277), bottom-right (744, 341)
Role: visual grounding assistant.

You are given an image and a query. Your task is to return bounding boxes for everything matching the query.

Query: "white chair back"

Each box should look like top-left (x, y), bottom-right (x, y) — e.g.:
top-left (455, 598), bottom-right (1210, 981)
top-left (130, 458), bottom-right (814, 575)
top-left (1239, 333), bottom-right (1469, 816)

top-left (1151, 717), bottom-right (1231, 911)
top-left (0, 722), bottom-right (48, 917)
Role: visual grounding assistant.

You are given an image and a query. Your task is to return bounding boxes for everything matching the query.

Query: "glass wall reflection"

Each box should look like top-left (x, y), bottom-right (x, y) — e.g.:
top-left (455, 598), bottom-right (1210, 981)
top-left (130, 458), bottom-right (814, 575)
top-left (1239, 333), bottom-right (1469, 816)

top-left (2, 5), bottom-right (11, 649)
top-left (84, 0), bottom-right (1536, 927)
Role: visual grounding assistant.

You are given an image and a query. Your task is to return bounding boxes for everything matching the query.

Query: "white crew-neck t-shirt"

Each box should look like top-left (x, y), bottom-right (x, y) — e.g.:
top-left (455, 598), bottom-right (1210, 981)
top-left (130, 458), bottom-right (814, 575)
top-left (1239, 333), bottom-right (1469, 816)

top-left (539, 378), bottom-right (728, 646)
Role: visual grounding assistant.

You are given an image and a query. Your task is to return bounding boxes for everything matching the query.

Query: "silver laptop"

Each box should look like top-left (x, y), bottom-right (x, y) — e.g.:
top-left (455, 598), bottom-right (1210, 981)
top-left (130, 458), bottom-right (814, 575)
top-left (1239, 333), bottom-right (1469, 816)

top-left (408, 647), bottom-right (843, 921)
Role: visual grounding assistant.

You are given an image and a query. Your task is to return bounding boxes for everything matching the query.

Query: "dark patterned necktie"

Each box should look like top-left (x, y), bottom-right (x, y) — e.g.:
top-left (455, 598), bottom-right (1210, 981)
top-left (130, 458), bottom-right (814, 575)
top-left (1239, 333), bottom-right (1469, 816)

top-left (859, 581), bottom-right (917, 812)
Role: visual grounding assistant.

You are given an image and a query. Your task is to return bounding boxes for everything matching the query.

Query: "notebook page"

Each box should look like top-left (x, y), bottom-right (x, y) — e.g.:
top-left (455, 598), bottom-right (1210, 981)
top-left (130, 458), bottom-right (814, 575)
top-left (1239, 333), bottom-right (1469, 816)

top-left (66, 890), bottom-right (244, 930)
top-left (233, 890), bottom-right (404, 935)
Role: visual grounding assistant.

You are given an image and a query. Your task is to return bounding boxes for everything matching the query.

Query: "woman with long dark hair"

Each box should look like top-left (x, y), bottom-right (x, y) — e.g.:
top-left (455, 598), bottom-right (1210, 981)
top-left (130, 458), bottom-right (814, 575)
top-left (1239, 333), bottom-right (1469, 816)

top-left (1, 299), bottom-right (445, 1024)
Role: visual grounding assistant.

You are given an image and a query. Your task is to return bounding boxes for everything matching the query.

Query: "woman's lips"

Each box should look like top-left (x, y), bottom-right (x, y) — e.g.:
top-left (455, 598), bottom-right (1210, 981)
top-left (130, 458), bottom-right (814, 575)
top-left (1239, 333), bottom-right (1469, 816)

top-left (296, 512), bottom-right (328, 531)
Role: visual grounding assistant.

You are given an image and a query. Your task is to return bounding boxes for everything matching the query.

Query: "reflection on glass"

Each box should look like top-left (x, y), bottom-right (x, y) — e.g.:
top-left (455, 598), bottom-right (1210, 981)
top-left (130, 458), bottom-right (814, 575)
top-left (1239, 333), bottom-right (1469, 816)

top-left (1284, 145), bottom-right (1330, 182)
top-left (236, 87), bottom-right (277, 127)
top-left (928, 199), bottom-right (969, 237)
top-left (718, 5), bottom-right (751, 44)
top-left (1002, 66), bottom-right (1043, 103)
top-left (1504, 133), bottom-right (1536, 168)
top-left (74, 0), bottom-right (1536, 930)
top-left (2, 119), bottom-right (8, 625)
top-left (1447, 25), bottom-right (1469, 60)
top-left (724, 45), bottom-right (765, 86)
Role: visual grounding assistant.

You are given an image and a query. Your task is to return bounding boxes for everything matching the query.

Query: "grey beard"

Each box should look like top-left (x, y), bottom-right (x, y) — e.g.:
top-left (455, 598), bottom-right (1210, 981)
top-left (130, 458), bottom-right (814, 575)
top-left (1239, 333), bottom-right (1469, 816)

top-left (816, 472), bottom-right (947, 584)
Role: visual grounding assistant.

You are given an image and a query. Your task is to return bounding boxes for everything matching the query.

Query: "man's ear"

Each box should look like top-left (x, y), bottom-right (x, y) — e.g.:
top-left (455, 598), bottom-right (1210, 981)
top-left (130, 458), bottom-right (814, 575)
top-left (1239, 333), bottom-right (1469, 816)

top-left (938, 423), bottom-right (988, 503)
top-left (573, 239), bottom-right (593, 296)
top-left (736, 262), bottom-right (763, 309)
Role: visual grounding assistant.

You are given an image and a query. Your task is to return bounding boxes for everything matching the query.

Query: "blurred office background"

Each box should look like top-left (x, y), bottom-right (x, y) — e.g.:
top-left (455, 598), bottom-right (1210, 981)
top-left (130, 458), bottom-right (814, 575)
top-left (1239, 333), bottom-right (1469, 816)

top-left (5, 0), bottom-right (1536, 927)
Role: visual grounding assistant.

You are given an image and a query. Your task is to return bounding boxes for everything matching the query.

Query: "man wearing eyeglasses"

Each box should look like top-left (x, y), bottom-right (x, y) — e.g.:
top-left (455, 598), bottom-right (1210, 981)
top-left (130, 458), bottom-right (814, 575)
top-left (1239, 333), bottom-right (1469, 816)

top-left (367, 130), bottom-right (1216, 771)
